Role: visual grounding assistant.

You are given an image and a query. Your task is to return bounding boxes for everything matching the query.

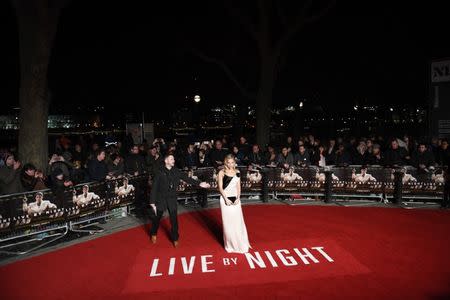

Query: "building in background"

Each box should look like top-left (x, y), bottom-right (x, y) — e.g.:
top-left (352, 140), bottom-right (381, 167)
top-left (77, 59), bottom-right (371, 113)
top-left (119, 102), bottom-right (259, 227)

top-left (430, 58), bottom-right (450, 139)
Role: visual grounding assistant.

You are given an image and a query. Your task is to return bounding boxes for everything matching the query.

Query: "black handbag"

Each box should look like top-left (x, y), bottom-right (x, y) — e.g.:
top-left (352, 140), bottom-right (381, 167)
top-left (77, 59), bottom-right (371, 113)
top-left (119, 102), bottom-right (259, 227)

top-left (228, 196), bottom-right (237, 203)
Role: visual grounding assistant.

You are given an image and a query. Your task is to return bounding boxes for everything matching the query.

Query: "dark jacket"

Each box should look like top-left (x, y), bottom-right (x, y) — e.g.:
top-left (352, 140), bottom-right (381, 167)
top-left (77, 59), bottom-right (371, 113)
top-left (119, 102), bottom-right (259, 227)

top-left (248, 151), bottom-right (266, 166)
top-left (277, 153), bottom-right (294, 167)
top-left (0, 166), bottom-right (23, 195)
top-left (150, 166), bottom-right (200, 211)
top-left (146, 154), bottom-right (164, 176)
top-left (411, 150), bottom-right (435, 168)
top-left (209, 149), bottom-right (228, 168)
top-left (107, 160), bottom-right (125, 177)
top-left (352, 152), bottom-right (370, 165)
top-left (181, 151), bottom-right (199, 169)
top-left (20, 172), bottom-right (35, 191)
top-left (437, 148), bottom-right (450, 166)
top-left (384, 147), bottom-right (407, 166)
top-left (367, 153), bottom-right (384, 165)
top-left (88, 158), bottom-right (108, 182)
top-left (125, 154), bottom-right (146, 175)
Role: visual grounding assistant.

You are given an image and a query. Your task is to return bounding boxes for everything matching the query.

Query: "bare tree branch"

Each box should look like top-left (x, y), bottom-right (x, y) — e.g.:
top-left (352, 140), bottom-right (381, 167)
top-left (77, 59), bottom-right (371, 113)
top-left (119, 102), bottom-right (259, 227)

top-left (273, 0), bottom-right (335, 79)
top-left (224, 1), bottom-right (259, 41)
top-left (275, 1), bottom-right (288, 28)
top-left (256, 0), bottom-right (271, 54)
top-left (304, 0), bottom-right (336, 23)
top-left (189, 47), bottom-right (256, 100)
top-left (275, 0), bottom-right (312, 52)
top-left (49, 0), bottom-right (71, 19)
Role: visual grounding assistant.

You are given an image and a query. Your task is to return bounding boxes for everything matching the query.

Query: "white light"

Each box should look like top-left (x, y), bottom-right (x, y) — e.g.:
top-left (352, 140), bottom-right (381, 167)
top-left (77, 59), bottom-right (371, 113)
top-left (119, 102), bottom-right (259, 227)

top-left (390, 108), bottom-right (394, 112)
top-left (299, 101), bottom-right (303, 108)
top-left (354, 105), bottom-right (358, 111)
top-left (194, 95), bottom-right (201, 103)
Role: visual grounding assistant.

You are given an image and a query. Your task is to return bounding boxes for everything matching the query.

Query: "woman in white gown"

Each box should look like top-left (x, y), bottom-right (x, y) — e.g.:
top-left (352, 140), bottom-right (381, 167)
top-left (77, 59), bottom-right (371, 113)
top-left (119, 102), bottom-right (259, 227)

top-left (217, 154), bottom-right (251, 253)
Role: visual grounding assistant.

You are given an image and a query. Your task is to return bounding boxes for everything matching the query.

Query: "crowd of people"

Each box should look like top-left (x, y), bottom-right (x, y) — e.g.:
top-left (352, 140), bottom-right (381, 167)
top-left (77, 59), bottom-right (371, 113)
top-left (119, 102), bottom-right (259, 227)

top-left (0, 133), bottom-right (449, 197)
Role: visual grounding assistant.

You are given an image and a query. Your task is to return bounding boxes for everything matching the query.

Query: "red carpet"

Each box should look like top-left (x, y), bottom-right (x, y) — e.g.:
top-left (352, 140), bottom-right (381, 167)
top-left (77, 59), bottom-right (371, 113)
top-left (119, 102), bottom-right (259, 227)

top-left (1, 205), bottom-right (450, 299)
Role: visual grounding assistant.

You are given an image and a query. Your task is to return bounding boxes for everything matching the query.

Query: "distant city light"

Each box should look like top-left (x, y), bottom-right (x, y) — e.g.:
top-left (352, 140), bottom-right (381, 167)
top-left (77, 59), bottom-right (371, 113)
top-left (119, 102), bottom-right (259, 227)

top-left (390, 107), bottom-right (394, 112)
top-left (299, 101), bottom-right (304, 108)
top-left (194, 95), bottom-right (201, 103)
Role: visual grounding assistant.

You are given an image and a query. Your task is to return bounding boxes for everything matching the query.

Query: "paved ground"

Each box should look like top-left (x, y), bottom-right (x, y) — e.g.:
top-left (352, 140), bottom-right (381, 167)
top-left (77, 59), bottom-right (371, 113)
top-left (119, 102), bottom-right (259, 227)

top-left (0, 196), bottom-right (443, 267)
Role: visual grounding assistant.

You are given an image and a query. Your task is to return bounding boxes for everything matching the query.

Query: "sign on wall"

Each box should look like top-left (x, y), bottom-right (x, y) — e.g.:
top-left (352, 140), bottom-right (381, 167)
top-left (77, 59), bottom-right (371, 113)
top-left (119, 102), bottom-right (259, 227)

top-left (431, 60), bottom-right (450, 83)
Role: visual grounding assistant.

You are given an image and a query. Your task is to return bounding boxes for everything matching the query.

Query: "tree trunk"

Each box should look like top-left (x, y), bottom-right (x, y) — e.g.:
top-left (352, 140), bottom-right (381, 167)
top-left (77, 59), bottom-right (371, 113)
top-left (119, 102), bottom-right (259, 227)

top-left (14, 1), bottom-right (61, 170)
top-left (256, 55), bottom-right (275, 148)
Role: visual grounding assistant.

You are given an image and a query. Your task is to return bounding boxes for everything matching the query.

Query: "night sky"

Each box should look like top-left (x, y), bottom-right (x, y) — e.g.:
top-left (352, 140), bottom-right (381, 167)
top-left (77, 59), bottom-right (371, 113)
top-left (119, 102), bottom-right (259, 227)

top-left (1, 1), bottom-right (448, 117)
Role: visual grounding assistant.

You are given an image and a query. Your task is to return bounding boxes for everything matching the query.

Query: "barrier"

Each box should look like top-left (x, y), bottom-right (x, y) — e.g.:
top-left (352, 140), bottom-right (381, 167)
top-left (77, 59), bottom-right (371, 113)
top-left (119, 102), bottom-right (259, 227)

top-left (0, 166), bottom-right (446, 255)
top-left (0, 175), bottom-right (145, 254)
top-left (173, 166), bottom-right (445, 205)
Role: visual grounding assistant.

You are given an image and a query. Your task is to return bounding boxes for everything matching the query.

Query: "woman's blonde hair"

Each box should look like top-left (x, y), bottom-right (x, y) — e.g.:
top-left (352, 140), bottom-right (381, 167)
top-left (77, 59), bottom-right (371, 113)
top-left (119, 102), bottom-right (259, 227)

top-left (223, 154), bottom-right (236, 170)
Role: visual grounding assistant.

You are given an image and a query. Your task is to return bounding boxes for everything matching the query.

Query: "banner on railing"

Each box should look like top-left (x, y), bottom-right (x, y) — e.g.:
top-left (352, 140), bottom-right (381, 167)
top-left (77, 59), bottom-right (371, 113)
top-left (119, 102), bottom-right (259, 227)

top-left (0, 167), bottom-right (445, 236)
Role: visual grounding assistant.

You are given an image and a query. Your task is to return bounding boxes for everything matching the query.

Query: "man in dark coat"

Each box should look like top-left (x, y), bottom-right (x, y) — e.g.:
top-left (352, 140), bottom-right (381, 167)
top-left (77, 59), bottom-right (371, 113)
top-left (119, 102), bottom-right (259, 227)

top-left (0, 153), bottom-right (22, 195)
top-left (87, 149), bottom-right (108, 182)
top-left (150, 154), bottom-right (210, 247)
top-left (125, 145), bottom-right (146, 176)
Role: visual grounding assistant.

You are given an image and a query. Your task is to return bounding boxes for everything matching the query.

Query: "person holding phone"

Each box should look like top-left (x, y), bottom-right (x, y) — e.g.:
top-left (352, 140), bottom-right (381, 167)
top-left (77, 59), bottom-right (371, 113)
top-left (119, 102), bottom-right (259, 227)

top-left (217, 154), bottom-right (251, 253)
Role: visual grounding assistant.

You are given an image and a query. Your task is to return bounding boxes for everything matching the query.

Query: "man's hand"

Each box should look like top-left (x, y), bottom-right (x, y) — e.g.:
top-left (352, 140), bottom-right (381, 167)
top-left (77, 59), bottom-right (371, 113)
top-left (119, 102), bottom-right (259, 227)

top-left (64, 180), bottom-right (73, 187)
top-left (199, 182), bottom-right (210, 188)
top-left (150, 204), bottom-right (156, 214)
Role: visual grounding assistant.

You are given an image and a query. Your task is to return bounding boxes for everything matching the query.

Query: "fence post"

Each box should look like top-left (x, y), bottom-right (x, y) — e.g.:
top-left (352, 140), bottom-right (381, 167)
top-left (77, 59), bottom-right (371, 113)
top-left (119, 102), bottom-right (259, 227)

top-left (443, 166), bottom-right (449, 208)
top-left (324, 170), bottom-right (332, 203)
top-left (261, 167), bottom-right (269, 203)
top-left (393, 170), bottom-right (404, 205)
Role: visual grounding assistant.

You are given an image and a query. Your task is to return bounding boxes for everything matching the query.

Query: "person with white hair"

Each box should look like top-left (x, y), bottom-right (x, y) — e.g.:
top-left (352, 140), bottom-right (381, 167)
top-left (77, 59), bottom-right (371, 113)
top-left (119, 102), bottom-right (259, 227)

top-left (390, 168), bottom-right (417, 184)
top-left (431, 170), bottom-right (445, 184)
top-left (247, 169), bottom-right (262, 183)
top-left (352, 166), bottom-right (377, 183)
top-left (114, 177), bottom-right (135, 196)
top-left (22, 192), bottom-right (57, 216)
top-left (73, 185), bottom-right (100, 206)
top-left (315, 170), bottom-right (339, 182)
top-left (281, 167), bottom-right (303, 182)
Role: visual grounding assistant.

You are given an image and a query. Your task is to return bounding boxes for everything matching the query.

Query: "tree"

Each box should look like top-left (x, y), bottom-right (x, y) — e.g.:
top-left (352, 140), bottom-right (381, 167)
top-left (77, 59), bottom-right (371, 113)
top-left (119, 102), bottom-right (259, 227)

top-left (190, 0), bottom-right (335, 147)
top-left (12, 0), bottom-right (69, 170)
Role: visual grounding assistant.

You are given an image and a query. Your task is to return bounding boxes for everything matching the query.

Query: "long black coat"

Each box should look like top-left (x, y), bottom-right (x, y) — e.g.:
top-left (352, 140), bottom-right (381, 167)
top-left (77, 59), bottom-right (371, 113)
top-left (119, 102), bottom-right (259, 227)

top-left (150, 166), bottom-right (200, 211)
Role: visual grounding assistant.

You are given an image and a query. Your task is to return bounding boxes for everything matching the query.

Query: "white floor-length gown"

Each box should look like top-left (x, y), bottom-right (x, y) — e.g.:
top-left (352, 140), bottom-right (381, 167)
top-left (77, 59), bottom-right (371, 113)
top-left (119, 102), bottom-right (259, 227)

top-left (220, 174), bottom-right (251, 253)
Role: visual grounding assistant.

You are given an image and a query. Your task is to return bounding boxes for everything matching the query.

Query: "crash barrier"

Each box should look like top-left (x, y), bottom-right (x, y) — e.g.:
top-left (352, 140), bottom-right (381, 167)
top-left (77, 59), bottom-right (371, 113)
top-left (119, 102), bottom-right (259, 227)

top-left (1, 165), bottom-right (447, 255)
top-left (176, 165), bottom-right (446, 204)
top-left (0, 174), bottom-right (147, 255)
